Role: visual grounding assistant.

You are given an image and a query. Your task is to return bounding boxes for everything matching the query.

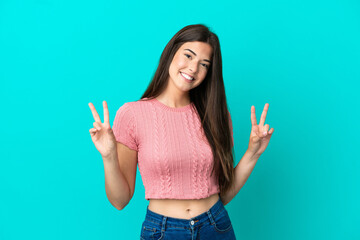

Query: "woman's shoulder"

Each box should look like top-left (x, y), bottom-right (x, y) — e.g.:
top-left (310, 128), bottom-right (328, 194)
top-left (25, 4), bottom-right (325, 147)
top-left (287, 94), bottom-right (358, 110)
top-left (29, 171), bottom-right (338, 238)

top-left (118, 98), bottom-right (154, 114)
top-left (123, 97), bottom-right (153, 107)
top-left (114, 98), bottom-right (153, 126)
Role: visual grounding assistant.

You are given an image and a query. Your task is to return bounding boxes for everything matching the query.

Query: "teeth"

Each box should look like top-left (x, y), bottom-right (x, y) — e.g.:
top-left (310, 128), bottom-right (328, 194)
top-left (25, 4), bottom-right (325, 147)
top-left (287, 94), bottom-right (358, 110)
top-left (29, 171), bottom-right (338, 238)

top-left (181, 72), bottom-right (194, 80)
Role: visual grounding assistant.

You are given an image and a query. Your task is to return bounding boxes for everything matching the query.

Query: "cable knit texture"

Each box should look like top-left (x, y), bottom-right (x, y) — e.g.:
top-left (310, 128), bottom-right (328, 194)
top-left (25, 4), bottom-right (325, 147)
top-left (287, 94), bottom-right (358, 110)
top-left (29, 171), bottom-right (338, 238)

top-left (112, 97), bottom-right (233, 200)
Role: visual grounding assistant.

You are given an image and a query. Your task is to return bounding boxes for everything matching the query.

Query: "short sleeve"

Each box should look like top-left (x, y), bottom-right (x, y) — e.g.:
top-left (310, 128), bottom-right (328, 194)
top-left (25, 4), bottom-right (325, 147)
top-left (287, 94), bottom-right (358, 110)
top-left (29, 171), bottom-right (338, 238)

top-left (112, 103), bottom-right (138, 151)
top-left (228, 110), bottom-right (234, 147)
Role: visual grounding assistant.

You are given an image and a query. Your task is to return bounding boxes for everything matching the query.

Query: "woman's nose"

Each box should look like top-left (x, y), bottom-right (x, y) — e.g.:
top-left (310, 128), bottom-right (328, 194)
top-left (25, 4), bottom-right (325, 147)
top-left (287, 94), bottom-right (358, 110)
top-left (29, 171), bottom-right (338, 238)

top-left (189, 62), bottom-right (198, 73)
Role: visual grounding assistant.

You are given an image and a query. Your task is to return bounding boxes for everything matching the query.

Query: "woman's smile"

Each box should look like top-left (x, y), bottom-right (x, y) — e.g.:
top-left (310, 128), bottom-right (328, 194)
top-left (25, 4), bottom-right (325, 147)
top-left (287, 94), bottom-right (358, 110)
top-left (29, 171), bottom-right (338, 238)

top-left (180, 71), bottom-right (195, 83)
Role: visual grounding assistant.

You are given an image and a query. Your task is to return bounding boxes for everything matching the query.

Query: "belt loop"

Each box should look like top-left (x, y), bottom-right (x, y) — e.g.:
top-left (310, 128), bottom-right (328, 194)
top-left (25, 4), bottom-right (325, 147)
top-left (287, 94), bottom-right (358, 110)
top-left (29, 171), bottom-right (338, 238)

top-left (161, 216), bottom-right (167, 233)
top-left (206, 210), bottom-right (215, 225)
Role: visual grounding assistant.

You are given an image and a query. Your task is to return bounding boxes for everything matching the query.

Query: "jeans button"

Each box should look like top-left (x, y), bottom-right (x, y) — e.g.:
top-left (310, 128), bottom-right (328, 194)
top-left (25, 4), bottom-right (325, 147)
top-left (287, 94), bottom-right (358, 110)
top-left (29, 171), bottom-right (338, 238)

top-left (190, 220), bottom-right (194, 225)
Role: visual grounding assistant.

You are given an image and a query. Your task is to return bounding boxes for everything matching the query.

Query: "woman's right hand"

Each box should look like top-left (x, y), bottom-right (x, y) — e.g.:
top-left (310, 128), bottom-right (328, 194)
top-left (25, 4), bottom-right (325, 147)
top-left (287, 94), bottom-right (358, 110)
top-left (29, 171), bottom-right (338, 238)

top-left (88, 101), bottom-right (117, 158)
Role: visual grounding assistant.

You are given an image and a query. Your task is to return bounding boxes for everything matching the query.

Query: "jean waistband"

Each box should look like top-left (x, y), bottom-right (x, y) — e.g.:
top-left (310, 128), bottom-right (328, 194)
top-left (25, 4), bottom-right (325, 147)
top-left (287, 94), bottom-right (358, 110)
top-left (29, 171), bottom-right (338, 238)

top-left (144, 197), bottom-right (225, 228)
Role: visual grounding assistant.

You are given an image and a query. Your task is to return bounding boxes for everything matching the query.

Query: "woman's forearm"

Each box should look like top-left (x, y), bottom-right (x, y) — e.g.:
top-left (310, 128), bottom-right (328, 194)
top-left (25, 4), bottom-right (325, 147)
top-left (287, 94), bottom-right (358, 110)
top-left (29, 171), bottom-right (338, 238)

top-left (102, 151), bottom-right (131, 210)
top-left (221, 151), bottom-right (260, 205)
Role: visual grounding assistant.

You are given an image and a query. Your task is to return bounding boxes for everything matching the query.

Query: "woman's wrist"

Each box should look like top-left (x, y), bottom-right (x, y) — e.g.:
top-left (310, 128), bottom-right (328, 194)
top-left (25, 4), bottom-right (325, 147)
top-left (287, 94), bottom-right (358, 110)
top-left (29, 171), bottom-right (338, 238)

top-left (102, 149), bottom-right (118, 163)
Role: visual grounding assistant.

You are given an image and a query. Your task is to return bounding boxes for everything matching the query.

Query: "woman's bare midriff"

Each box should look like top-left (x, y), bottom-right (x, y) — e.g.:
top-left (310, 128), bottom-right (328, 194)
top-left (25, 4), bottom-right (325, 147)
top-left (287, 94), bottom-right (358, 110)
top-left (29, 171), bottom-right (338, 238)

top-left (148, 193), bottom-right (220, 219)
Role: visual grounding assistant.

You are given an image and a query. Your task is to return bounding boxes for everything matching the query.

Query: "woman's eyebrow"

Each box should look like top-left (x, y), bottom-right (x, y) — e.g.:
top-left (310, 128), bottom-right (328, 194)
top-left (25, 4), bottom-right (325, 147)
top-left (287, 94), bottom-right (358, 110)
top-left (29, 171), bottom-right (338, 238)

top-left (184, 48), bottom-right (212, 63)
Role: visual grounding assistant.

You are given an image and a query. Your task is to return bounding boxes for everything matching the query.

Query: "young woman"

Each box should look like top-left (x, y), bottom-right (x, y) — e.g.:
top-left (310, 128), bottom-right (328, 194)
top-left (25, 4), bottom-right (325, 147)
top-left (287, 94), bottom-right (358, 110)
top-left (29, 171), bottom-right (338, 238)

top-left (88, 24), bottom-right (274, 240)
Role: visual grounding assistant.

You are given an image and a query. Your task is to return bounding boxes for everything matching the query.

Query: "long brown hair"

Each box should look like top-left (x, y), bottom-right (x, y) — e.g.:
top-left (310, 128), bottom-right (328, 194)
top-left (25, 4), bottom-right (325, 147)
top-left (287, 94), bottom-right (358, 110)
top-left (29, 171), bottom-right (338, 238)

top-left (139, 24), bottom-right (235, 194)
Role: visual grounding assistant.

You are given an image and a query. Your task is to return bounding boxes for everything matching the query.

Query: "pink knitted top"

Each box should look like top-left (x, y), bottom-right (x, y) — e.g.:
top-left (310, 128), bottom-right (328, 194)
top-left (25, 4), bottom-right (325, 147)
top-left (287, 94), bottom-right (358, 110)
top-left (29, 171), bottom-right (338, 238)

top-left (112, 97), bottom-right (233, 200)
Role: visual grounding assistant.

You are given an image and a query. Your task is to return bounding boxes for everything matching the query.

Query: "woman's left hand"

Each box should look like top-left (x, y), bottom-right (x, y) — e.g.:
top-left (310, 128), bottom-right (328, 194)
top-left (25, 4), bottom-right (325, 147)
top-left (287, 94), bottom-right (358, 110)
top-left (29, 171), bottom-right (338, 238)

top-left (247, 103), bottom-right (274, 157)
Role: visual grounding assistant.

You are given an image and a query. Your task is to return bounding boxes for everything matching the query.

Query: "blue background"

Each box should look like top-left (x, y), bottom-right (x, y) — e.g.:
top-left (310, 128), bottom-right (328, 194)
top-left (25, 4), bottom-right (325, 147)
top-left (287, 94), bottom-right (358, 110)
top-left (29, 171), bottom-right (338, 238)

top-left (1, 0), bottom-right (359, 239)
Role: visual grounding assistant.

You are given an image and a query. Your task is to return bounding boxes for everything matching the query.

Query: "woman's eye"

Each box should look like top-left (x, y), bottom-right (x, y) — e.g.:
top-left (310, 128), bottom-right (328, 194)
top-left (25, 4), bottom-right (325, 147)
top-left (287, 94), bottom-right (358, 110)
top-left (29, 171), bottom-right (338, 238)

top-left (201, 63), bottom-right (209, 69)
top-left (184, 54), bottom-right (208, 69)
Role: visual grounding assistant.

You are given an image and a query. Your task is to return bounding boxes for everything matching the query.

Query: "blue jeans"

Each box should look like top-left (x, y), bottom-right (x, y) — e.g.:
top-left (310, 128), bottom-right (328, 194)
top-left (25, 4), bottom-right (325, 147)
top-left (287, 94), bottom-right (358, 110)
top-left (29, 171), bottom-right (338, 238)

top-left (140, 198), bottom-right (236, 240)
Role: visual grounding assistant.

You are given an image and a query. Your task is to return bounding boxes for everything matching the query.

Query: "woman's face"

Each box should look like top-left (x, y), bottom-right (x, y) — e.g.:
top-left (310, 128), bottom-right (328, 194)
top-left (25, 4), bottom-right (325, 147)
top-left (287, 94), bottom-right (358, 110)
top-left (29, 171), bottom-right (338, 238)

top-left (167, 41), bottom-right (213, 93)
